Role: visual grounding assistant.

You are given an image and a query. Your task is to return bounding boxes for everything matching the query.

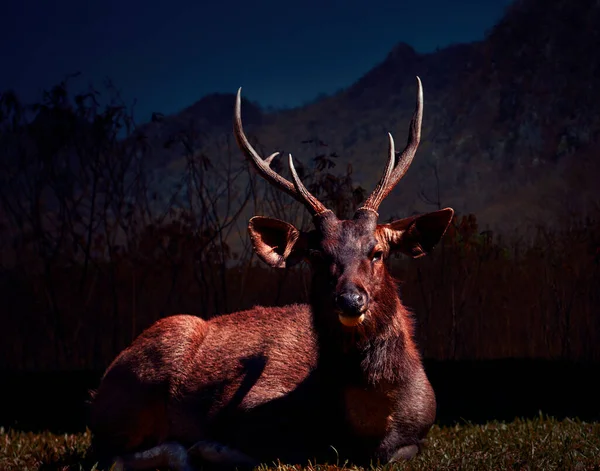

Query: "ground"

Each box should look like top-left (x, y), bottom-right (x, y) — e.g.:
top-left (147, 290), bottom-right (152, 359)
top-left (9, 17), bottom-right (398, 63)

top-left (1, 416), bottom-right (598, 470)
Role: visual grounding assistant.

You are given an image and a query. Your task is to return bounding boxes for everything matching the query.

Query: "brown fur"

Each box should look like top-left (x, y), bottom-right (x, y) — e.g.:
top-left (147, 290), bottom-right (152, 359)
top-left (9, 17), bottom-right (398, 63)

top-left (89, 81), bottom-right (454, 469)
top-left (90, 209), bottom-right (452, 468)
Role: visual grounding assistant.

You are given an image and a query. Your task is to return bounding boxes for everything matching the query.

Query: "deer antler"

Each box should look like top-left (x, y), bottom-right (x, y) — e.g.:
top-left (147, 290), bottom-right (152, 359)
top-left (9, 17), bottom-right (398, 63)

top-left (358, 76), bottom-right (424, 215)
top-left (234, 88), bottom-right (329, 216)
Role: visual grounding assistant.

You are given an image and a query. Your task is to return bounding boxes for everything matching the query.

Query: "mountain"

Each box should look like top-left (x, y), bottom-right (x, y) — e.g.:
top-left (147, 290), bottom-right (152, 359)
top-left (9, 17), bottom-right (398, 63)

top-left (140, 0), bottom-right (600, 232)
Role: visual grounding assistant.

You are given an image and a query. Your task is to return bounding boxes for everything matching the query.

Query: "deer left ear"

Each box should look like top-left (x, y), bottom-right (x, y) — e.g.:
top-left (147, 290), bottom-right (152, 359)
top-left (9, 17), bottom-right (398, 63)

top-left (248, 216), bottom-right (308, 268)
top-left (378, 208), bottom-right (454, 258)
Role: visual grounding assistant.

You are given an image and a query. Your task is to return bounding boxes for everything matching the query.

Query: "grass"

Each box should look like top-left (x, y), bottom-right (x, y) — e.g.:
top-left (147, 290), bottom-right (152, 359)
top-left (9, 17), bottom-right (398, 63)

top-left (1, 416), bottom-right (599, 471)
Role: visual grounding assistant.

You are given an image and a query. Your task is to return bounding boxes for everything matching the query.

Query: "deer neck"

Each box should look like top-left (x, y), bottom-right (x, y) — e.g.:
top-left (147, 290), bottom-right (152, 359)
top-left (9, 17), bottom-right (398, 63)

top-left (310, 285), bottom-right (415, 385)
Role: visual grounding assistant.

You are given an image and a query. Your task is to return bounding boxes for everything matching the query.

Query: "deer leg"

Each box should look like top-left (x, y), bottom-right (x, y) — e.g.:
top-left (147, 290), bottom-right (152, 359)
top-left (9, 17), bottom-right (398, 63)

top-left (375, 425), bottom-right (428, 464)
top-left (387, 442), bottom-right (422, 462)
top-left (187, 440), bottom-right (258, 468)
top-left (110, 442), bottom-right (193, 471)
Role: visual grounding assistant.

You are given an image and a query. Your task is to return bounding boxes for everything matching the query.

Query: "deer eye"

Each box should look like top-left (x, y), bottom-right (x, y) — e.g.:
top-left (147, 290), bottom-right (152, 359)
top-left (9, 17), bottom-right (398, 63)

top-left (371, 250), bottom-right (384, 262)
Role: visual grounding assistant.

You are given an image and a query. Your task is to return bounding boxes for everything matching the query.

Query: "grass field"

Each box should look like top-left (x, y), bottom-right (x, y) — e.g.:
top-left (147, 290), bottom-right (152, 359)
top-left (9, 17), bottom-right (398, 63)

top-left (1, 416), bottom-right (599, 471)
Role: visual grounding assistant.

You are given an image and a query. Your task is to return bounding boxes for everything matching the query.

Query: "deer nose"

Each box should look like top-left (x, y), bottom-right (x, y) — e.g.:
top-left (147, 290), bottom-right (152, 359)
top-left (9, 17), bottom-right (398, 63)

top-left (335, 289), bottom-right (367, 316)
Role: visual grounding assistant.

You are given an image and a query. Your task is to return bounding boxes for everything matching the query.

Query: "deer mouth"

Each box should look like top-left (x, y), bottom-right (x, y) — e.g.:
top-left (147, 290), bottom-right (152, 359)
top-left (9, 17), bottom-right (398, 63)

top-left (337, 311), bottom-right (366, 327)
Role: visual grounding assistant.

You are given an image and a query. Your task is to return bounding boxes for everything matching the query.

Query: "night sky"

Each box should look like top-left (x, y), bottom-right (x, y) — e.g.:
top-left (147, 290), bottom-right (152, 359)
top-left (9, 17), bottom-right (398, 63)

top-left (2, 0), bottom-right (513, 123)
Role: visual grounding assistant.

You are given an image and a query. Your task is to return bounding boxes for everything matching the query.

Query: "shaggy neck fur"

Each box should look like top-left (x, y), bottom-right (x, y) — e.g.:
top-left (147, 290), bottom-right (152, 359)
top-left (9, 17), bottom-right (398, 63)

top-left (310, 270), bottom-right (418, 386)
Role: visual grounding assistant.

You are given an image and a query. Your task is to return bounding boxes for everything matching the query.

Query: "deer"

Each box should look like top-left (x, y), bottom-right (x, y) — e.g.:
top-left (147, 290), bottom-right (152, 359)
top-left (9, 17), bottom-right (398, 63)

top-left (88, 77), bottom-right (454, 471)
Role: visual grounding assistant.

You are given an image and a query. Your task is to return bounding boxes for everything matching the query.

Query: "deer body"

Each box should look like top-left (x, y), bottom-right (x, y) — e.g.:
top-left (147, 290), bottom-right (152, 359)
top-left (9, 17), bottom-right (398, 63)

top-left (89, 78), bottom-right (453, 470)
top-left (92, 306), bottom-right (434, 467)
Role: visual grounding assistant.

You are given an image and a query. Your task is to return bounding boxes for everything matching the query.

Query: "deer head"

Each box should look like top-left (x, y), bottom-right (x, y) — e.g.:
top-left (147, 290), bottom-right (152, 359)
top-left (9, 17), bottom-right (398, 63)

top-left (235, 77), bottom-right (453, 330)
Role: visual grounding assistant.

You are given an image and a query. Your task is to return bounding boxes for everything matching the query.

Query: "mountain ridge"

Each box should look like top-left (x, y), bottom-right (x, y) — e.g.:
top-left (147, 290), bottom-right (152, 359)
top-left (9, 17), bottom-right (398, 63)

top-left (140, 0), bottom-right (600, 232)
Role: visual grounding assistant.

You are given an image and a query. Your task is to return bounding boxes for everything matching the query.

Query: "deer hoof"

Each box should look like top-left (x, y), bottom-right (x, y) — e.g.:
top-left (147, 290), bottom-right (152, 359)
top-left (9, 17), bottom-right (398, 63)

top-left (389, 444), bottom-right (419, 462)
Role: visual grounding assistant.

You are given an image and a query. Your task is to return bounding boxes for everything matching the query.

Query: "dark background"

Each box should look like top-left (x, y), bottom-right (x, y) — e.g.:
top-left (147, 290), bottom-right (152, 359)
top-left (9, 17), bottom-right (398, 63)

top-left (1, 0), bottom-right (599, 433)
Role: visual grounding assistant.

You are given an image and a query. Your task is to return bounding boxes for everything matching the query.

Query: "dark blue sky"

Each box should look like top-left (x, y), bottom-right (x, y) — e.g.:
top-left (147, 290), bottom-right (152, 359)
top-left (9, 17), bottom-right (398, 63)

top-left (1, 0), bottom-right (513, 123)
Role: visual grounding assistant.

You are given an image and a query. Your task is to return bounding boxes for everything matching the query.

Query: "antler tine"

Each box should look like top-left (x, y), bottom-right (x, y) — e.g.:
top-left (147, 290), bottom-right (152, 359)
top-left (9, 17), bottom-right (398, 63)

top-left (288, 154), bottom-right (328, 215)
top-left (358, 132), bottom-right (396, 215)
top-left (388, 77), bottom-right (423, 188)
top-left (234, 88), bottom-right (329, 216)
top-left (359, 76), bottom-right (424, 214)
top-left (234, 88), bottom-right (296, 198)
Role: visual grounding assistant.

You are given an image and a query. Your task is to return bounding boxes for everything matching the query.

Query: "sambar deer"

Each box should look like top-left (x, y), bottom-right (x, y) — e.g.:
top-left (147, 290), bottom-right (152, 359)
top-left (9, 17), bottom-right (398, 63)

top-left (89, 77), bottom-right (454, 471)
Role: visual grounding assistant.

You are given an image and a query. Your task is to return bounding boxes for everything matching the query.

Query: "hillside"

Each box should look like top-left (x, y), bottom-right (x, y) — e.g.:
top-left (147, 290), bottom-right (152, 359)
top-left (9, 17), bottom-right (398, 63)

top-left (141, 0), bottom-right (600, 232)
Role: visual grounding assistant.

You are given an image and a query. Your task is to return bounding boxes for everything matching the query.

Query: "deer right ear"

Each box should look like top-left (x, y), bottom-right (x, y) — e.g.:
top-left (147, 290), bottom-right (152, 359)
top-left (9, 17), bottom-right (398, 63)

top-left (379, 208), bottom-right (454, 258)
top-left (248, 216), bottom-right (307, 268)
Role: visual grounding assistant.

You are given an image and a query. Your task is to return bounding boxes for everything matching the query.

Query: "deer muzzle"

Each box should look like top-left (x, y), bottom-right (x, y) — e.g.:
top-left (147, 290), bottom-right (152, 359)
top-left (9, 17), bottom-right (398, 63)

top-left (335, 289), bottom-right (368, 326)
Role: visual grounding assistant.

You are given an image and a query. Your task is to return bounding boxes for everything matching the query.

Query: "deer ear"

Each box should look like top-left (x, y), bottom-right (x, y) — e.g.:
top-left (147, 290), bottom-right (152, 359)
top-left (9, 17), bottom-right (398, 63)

top-left (248, 216), bottom-right (307, 268)
top-left (379, 208), bottom-right (454, 258)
